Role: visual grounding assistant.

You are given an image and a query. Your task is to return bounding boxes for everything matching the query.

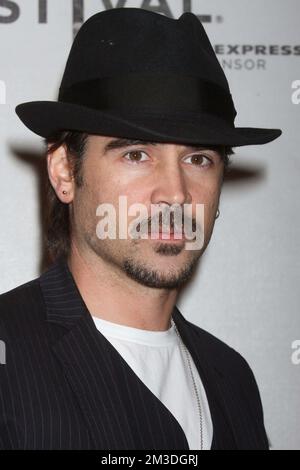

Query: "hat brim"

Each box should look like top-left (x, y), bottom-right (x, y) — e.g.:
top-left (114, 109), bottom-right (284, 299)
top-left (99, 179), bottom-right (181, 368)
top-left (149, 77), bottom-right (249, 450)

top-left (15, 101), bottom-right (282, 147)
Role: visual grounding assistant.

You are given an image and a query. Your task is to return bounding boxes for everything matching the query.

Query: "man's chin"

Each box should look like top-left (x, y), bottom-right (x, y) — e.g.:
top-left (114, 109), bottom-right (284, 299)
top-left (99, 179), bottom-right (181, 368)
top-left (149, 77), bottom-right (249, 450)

top-left (122, 257), bottom-right (198, 289)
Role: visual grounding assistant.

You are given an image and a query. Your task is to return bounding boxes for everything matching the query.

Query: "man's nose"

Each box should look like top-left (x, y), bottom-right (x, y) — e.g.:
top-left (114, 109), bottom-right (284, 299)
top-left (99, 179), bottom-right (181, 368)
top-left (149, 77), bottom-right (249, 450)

top-left (150, 161), bottom-right (192, 206)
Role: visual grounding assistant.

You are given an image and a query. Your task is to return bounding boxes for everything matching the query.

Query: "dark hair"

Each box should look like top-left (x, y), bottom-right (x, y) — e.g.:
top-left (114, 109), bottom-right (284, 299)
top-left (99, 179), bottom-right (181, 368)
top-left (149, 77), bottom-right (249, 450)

top-left (44, 130), bottom-right (234, 261)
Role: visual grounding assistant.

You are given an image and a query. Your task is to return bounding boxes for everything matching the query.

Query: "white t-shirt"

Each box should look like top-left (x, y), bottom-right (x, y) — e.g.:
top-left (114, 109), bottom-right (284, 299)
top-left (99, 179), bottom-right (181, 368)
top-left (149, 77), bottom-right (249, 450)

top-left (91, 315), bottom-right (213, 450)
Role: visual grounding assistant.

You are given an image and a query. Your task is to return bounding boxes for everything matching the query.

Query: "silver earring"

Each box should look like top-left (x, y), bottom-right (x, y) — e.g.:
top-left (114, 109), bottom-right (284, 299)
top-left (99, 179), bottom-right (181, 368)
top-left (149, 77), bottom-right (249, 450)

top-left (215, 208), bottom-right (220, 219)
top-left (62, 190), bottom-right (67, 195)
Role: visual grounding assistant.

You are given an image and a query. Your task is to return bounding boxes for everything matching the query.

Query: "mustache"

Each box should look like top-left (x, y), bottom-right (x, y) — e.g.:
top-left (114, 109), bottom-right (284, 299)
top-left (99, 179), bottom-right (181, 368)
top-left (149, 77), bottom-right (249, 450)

top-left (135, 209), bottom-right (198, 235)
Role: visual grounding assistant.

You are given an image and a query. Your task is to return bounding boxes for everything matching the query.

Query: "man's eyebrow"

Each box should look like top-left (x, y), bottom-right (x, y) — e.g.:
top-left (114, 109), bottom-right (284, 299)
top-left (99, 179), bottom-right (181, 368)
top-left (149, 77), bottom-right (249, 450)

top-left (102, 138), bottom-right (223, 156)
top-left (103, 139), bottom-right (158, 154)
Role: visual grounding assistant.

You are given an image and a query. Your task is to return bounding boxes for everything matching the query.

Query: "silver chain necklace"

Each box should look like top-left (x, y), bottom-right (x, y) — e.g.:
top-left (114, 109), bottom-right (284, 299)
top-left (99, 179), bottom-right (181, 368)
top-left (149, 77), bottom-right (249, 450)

top-left (172, 318), bottom-right (203, 450)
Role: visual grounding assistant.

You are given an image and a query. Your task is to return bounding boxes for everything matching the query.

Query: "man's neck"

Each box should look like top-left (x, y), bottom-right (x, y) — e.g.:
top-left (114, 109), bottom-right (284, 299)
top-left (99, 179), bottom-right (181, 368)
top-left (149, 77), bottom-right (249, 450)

top-left (67, 244), bottom-right (178, 332)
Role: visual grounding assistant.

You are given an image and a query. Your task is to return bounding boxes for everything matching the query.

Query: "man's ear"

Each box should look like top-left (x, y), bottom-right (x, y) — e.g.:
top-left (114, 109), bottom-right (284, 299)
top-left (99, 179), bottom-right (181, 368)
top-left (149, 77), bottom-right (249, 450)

top-left (47, 144), bottom-right (75, 203)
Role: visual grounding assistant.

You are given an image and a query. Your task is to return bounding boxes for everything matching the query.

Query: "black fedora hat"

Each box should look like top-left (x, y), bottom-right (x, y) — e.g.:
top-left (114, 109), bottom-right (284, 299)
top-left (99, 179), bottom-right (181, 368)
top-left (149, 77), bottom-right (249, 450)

top-left (15, 7), bottom-right (282, 147)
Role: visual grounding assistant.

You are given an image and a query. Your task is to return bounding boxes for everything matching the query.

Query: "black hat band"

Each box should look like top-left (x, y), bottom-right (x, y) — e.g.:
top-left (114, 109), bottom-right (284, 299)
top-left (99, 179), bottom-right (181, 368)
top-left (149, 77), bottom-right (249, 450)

top-left (59, 73), bottom-right (237, 125)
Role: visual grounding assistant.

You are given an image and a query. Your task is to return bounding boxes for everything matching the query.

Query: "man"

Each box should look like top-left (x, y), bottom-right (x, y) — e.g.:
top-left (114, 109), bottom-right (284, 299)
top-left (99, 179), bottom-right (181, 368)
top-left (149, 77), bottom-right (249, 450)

top-left (0, 8), bottom-right (281, 450)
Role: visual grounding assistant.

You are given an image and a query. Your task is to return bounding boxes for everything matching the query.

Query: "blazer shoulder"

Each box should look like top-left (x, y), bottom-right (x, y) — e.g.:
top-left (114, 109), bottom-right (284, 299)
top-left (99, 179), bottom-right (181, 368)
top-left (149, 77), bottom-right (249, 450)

top-left (185, 318), bottom-right (269, 448)
top-left (185, 317), bottom-right (260, 382)
top-left (0, 277), bottom-right (45, 335)
top-left (0, 276), bottom-right (42, 307)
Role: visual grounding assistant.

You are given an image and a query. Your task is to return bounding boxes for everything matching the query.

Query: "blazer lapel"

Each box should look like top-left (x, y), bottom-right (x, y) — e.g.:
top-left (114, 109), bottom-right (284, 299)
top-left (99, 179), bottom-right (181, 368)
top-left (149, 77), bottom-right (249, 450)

top-left (39, 257), bottom-right (190, 450)
top-left (172, 305), bottom-right (240, 449)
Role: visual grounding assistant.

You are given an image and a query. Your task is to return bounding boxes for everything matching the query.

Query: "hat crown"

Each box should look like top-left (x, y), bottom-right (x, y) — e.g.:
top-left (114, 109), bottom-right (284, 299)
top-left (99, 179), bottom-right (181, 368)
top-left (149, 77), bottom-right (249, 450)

top-left (59, 8), bottom-right (230, 94)
top-left (15, 7), bottom-right (282, 145)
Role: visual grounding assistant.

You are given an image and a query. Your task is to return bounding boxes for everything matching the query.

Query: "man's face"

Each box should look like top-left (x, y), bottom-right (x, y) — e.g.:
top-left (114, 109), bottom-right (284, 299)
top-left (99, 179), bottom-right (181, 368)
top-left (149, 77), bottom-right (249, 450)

top-left (69, 134), bottom-right (225, 289)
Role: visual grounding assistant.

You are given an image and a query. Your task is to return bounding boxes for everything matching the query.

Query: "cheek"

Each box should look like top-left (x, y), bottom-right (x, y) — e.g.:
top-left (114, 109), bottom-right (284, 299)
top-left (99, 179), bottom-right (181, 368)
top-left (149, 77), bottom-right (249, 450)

top-left (192, 182), bottom-right (221, 227)
top-left (194, 181), bottom-right (221, 207)
top-left (81, 165), bottom-right (117, 207)
top-left (86, 160), bottom-right (140, 200)
top-left (77, 181), bottom-right (148, 234)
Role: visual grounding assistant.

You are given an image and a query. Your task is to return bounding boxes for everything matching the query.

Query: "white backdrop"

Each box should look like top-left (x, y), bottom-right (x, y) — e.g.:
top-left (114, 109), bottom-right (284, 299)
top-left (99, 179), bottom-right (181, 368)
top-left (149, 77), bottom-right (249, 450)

top-left (0, 0), bottom-right (299, 450)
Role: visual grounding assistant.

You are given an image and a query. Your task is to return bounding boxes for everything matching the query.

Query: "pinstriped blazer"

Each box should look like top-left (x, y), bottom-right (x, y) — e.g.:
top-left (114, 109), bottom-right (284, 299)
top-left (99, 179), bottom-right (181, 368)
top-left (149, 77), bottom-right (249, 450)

top-left (0, 256), bottom-right (269, 450)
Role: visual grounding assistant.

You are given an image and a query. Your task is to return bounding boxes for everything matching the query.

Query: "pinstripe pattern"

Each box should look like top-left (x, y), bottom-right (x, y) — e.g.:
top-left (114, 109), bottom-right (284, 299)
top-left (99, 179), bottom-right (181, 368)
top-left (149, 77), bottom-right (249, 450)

top-left (0, 256), bottom-right (269, 449)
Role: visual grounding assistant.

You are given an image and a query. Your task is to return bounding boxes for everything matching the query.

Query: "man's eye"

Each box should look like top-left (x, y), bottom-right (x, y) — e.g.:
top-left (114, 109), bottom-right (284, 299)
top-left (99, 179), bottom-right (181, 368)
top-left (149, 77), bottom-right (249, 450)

top-left (184, 153), bottom-right (212, 167)
top-left (123, 150), bottom-right (149, 163)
